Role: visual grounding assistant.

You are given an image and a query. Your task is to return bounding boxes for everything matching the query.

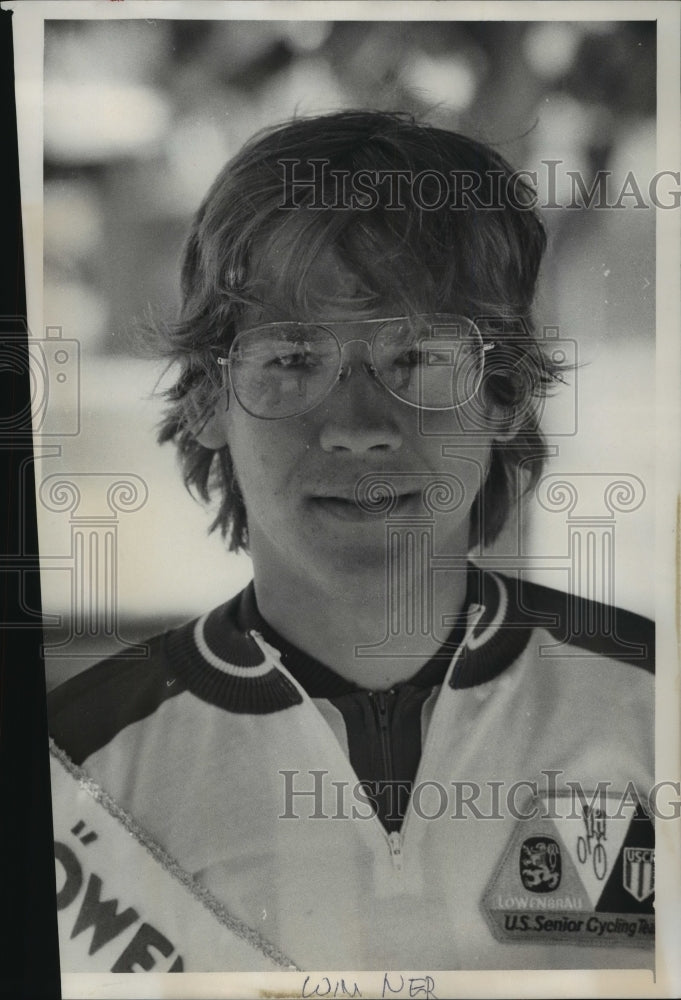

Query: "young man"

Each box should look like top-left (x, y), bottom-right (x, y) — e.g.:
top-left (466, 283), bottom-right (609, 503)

top-left (48, 111), bottom-right (654, 973)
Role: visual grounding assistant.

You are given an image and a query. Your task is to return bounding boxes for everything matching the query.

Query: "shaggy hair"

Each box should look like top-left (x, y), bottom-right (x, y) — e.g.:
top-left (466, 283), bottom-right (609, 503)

top-left (154, 109), bottom-right (565, 551)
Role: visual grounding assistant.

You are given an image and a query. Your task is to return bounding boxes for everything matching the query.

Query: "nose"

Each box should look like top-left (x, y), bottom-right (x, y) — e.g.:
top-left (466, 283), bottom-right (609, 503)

top-left (318, 348), bottom-right (402, 454)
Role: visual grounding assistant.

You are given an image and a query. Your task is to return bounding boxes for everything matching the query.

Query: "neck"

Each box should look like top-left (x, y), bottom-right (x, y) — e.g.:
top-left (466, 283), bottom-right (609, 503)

top-left (251, 544), bottom-right (471, 690)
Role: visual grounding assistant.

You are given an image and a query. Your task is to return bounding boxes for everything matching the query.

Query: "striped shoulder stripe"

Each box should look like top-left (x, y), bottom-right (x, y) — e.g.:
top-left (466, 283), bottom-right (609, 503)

top-left (48, 632), bottom-right (183, 765)
top-left (450, 570), bottom-right (654, 688)
top-left (503, 575), bottom-right (654, 671)
top-left (48, 595), bottom-right (306, 763)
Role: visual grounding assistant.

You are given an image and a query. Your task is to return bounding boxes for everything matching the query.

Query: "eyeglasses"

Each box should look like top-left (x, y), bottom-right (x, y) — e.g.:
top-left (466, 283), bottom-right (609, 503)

top-left (216, 314), bottom-right (494, 420)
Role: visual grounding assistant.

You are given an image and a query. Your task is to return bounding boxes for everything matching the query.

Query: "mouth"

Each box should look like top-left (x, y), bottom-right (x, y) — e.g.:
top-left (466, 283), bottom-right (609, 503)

top-left (309, 491), bottom-right (421, 522)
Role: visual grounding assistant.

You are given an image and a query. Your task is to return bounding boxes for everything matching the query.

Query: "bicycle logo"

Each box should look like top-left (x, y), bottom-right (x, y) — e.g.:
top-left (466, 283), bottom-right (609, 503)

top-left (576, 804), bottom-right (608, 880)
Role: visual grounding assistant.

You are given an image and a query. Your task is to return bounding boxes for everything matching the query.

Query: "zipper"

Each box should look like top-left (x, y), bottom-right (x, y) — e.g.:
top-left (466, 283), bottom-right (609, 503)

top-left (372, 690), bottom-right (394, 785)
top-left (252, 627), bottom-right (476, 878)
top-left (371, 691), bottom-right (406, 873)
top-left (386, 615), bottom-right (482, 858)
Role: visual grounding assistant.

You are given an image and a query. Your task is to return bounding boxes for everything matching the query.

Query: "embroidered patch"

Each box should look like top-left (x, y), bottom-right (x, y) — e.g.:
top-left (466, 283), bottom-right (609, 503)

top-left (482, 792), bottom-right (654, 948)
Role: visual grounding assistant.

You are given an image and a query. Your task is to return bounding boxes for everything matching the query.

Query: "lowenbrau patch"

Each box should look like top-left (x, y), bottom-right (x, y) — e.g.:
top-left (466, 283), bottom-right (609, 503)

top-left (482, 791), bottom-right (654, 948)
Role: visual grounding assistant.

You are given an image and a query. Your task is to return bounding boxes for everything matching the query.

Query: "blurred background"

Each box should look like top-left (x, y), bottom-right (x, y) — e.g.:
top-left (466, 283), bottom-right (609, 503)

top-left (39, 18), bottom-right (656, 684)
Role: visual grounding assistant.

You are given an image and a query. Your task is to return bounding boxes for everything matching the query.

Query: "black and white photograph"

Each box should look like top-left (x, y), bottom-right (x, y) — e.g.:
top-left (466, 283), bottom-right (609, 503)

top-left (4, 1), bottom-right (681, 997)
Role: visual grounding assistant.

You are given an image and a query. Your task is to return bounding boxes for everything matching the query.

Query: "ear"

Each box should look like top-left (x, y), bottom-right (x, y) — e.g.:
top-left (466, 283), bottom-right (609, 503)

top-left (183, 392), bottom-right (230, 450)
top-left (194, 408), bottom-right (230, 450)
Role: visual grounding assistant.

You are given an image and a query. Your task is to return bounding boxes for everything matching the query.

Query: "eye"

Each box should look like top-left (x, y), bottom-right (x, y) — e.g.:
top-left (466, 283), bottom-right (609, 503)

top-left (272, 352), bottom-right (309, 369)
top-left (393, 344), bottom-right (429, 367)
top-left (269, 342), bottom-right (319, 370)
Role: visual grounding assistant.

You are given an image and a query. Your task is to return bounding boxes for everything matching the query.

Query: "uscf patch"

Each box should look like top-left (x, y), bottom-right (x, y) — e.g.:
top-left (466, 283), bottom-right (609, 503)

top-left (482, 792), bottom-right (654, 947)
top-left (623, 847), bottom-right (655, 903)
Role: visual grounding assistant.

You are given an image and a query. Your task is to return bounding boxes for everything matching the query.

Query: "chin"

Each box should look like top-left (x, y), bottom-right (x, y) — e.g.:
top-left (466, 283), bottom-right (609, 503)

top-left (308, 534), bottom-right (393, 578)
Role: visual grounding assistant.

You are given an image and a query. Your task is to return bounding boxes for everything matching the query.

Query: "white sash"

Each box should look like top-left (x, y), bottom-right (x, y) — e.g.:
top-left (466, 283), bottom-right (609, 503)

top-left (50, 743), bottom-right (298, 973)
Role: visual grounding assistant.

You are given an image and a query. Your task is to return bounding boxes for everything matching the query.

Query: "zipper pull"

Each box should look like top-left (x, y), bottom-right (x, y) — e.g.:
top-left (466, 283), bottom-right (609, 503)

top-left (388, 831), bottom-right (403, 872)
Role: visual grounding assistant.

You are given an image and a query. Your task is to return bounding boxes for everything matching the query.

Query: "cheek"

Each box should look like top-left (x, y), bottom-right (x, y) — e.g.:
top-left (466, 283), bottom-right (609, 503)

top-left (224, 415), bottom-right (302, 504)
top-left (418, 431), bottom-right (494, 514)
